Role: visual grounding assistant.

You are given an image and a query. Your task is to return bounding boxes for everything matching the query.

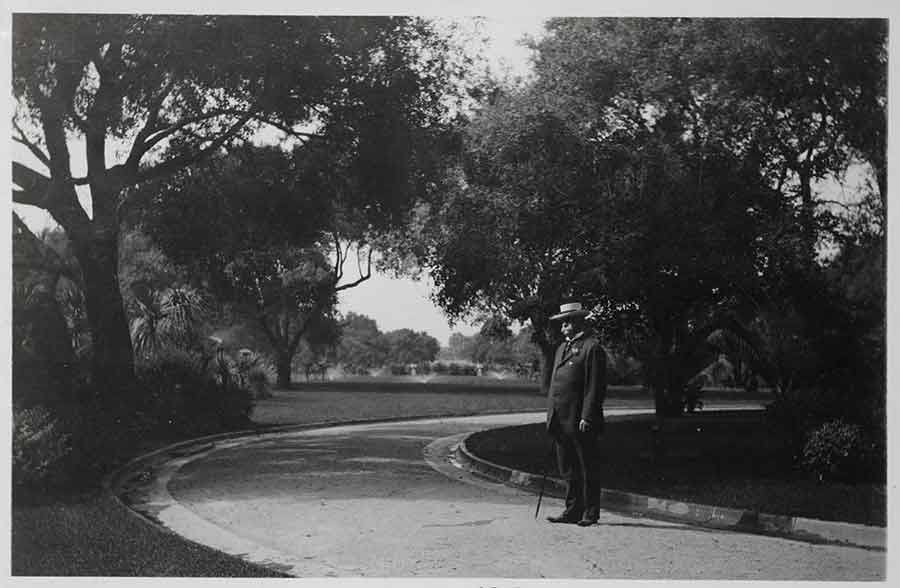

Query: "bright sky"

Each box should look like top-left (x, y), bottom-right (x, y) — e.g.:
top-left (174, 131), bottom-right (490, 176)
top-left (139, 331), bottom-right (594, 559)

top-left (335, 16), bottom-right (547, 344)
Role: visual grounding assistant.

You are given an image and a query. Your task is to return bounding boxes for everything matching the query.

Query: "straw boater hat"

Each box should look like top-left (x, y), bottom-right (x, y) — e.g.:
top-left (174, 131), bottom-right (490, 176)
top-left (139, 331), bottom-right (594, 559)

top-left (550, 302), bottom-right (590, 322)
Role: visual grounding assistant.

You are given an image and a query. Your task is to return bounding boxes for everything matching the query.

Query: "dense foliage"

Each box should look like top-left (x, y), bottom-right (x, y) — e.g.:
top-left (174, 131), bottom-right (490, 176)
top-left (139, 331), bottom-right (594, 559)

top-left (414, 18), bottom-right (885, 430)
top-left (13, 14), bottom-right (469, 394)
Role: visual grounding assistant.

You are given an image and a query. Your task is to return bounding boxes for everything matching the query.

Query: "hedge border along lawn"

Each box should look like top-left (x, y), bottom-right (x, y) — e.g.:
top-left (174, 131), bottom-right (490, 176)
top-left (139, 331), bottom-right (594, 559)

top-left (465, 410), bottom-right (886, 527)
top-left (10, 381), bottom-right (771, 576)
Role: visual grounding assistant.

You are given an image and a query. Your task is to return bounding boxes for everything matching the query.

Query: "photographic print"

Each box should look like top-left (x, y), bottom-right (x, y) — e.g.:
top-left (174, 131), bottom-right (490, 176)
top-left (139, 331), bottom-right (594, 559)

top-left (8, 4), bottom-right (890, 582)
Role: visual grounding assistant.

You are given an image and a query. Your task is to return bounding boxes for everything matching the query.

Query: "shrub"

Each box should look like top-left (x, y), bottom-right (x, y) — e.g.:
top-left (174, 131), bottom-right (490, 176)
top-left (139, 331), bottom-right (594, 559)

top-left (135, 348), bottom-right (254, 436)
top-left (235, 351), bottom-right (275, 398)
top-left (12, 405), bottom-right (72, 488)
top-left (682, 378), bottom-right (704, 413)
top-left (802, 419), bottom-right (868, 482)
top-left (389, 363), bottom-right (410, 375)
top-left (63, 383), bottom-right (149, 480)
top-left (246, 363), bottom-right (274, 399)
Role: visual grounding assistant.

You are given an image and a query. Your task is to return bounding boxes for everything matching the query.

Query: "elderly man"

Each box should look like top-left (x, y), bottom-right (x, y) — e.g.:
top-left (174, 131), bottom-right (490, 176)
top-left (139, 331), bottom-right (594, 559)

top-left (545, 302), bottom-right (607, 526)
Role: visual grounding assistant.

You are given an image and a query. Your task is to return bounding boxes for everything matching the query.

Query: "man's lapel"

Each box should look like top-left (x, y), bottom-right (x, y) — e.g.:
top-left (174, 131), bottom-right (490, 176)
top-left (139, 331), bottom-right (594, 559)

top-left (556, 333), bottom-right (584, 368)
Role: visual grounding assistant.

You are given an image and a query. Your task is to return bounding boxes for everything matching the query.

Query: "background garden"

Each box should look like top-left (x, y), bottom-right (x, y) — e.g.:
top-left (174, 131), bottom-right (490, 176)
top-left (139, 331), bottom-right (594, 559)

top-left (11, 15), bottom-right (886, 573)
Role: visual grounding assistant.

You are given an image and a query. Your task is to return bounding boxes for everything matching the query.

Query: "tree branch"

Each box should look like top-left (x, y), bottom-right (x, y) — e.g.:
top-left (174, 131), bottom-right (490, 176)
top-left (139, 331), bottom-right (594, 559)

top-left (331, 231), bottom-right (343, 283)
top-left (257, 313), bottom-right (281, 347)
top-left (12, 119), bottom-right (51, 168)
top-left (250, 113), bottom-right (324, 142)
top-left (125, 74), bottom-right (177, 172)
top-left (139, 108), bottom-right (322, 159)
top-left (12, 212), bottom-right (83, 286)
top-left (12, 162), bottom-right (52, 208)
top-left (289, 315), bottom-right (311, 354)
top-left (815, 198), bottom-right (855, 213)
top-left (335, 247), bottom-right (373, 292)
top-left (136, 111), bottom-right (255, 183)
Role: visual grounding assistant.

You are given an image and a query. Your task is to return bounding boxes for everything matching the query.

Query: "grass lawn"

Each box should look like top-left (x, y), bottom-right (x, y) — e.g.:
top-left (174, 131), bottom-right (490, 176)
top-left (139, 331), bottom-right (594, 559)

top-left (466, 410), bottom-right (886, 526)
top-left (11, 490), bottom-right (289, 577)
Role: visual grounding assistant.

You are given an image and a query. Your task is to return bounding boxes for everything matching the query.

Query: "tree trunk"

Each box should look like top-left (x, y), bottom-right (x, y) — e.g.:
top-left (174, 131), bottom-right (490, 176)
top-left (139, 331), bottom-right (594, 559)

top-left (798, 165), bottom-right (817, 257)
top-left (276, 353), bottom-right (292, 389)
top-left (644, 328), bottom-right (684, 419)
top-left (539, 342), bottom-right (556, 397)
top-left (74, 230), bottom-right (135, 397)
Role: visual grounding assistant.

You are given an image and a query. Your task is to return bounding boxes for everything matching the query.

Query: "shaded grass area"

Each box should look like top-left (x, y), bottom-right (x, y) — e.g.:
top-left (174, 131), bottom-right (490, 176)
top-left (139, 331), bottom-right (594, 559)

top-left (11, 490), bottom-right (288, 576)
top-left (466, 410), bottom-right (886, 527)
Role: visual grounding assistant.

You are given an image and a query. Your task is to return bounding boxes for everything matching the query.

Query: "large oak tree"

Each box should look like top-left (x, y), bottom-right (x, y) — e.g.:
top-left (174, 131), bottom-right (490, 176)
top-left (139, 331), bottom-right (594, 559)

top-left (12, 14), bottom-right (466, 394)
top-left (416, 18), bottom-right (886, 415)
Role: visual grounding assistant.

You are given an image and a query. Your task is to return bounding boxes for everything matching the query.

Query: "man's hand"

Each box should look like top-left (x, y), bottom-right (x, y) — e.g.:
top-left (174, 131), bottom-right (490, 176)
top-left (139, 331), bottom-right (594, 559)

top-left (579, 419), bottom-right (590, 433)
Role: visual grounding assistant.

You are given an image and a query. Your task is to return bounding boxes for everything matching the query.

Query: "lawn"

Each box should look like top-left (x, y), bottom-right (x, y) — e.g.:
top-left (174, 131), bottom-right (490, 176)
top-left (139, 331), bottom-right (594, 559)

top-left (465, 410), bottom-right (886, 526)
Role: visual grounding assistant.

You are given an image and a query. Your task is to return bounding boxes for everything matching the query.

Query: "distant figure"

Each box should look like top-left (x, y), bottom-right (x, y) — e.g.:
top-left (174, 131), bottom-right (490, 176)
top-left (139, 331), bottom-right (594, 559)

top-left (545, 302), bottom-right (607, 527)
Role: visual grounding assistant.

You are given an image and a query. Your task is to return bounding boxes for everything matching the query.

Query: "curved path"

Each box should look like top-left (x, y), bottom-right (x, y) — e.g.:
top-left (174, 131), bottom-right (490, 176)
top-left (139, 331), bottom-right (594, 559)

top-left (121, 409), bottom-right (885, 580)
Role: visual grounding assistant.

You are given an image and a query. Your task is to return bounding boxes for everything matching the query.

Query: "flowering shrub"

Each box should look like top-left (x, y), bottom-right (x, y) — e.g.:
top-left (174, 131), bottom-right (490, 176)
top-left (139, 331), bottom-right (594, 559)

top-left (12, 405), bottom-right (71, 487)
top-left (802, 419), bottom-right (866, 482)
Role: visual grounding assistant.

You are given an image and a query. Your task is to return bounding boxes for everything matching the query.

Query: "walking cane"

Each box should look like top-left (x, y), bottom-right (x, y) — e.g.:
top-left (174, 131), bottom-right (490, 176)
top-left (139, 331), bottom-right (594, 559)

top-left (534, 441), bottom-right (556, 518)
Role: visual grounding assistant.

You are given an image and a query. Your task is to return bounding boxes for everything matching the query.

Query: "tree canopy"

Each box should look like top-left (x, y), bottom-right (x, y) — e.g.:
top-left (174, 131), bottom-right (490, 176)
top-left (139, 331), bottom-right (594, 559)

top-left (413, 17), bottom-right (886, 413)
top-left (12, 14), bottom-right (470, 390)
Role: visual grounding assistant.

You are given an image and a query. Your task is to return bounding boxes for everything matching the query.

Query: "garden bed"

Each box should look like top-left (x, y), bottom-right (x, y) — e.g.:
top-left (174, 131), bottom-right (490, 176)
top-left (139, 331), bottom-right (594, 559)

top-left (465, 410), bottom-right (886, 526)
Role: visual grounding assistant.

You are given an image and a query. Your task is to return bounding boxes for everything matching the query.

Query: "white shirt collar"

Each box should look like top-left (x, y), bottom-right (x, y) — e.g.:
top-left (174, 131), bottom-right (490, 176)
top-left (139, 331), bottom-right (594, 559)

top-left (565, 331), bottom-right (585, 343)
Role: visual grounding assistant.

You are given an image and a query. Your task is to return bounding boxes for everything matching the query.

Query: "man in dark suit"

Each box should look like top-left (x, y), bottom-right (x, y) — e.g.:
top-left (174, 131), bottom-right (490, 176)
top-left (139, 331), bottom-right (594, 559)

top-left (545, 302), bottom-right (606, 526)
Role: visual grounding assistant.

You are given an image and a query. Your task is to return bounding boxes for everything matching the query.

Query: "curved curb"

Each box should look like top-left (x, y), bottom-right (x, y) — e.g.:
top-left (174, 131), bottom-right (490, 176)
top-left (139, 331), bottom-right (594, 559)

top-left (455, 431), bottom-right (886, 552)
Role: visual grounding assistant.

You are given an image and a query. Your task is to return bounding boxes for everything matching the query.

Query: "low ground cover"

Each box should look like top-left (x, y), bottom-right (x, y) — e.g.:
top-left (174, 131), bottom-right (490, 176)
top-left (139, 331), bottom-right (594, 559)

top-left (465, 410), bottom-right (886, 526)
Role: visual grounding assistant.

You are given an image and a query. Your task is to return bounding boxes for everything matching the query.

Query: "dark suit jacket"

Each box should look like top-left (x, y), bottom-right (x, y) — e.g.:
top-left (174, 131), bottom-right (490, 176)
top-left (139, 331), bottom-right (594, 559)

top-left (546, 333), bottom-right (607, 437)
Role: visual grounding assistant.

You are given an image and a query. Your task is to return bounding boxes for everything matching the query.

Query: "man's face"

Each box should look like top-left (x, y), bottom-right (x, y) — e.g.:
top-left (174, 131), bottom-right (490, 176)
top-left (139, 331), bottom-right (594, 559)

top-left (561, 319), bottom-right (578, 339)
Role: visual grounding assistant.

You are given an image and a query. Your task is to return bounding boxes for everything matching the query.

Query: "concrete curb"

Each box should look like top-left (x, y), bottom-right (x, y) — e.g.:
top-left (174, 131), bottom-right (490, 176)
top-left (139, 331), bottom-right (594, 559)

top-left (455, 432), bottom-right (886, 551)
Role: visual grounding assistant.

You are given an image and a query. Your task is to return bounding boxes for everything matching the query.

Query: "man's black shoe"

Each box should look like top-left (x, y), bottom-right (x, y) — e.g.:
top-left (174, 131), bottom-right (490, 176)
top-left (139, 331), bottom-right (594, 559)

top-left (577, 517), bottom-right (598, 527)
top-left (547, 513), bottom-right (581, 524)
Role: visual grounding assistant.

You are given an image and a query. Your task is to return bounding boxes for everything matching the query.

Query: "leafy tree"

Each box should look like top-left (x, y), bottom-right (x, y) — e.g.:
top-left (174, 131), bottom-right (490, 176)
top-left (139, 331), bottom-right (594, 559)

top-left (335, 312), bottom-right (388, 375)
top-left (133, 143), bottom-right (394, 386)
top-left (129, 144), bottom-right (336, 288)
top-left (294, 312), bottom-right (341, 382)
top-left (479, 315), bottom-right (513, 341)
top-left (12, 14), bottom-right (467, 395)
top-left (383, 329), bottom-right (440, 365)
top-left (446, 332), bottom-right (476, 361)
top-left (418, 17), bottom-right (885, 417)
top-left (442, 327), bottom-right (540, 375)
top-left (223, 247), bottom-right (337, 387)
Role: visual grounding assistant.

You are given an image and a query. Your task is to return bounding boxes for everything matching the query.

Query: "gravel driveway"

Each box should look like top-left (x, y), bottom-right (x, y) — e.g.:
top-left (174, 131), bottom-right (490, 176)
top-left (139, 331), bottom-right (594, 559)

top-left (125, 411), bottom-right (885, 579)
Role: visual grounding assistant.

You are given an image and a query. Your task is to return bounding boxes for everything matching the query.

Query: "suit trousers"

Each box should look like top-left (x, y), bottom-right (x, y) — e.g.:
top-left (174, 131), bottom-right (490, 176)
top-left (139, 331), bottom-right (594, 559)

top-left (554, 431), bottom-right (600, 518)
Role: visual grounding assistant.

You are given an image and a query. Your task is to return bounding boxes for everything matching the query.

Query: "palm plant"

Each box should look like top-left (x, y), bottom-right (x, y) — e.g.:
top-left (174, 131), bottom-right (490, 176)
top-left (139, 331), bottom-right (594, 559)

top-left (130, 282), bottom-right (211, 358)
